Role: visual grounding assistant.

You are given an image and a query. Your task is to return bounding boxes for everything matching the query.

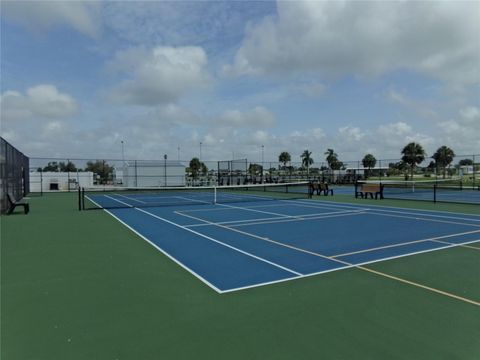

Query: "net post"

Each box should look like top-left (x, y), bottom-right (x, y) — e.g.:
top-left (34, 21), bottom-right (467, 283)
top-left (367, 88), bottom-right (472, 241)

top-left (213, 186), bottom-right (217, 204)
top-left (82, 187), bottom-right (85, 210)
top-left (78, 187), bottom-right (81, 211)
top-left (433, 184), bottom-right (437, 203)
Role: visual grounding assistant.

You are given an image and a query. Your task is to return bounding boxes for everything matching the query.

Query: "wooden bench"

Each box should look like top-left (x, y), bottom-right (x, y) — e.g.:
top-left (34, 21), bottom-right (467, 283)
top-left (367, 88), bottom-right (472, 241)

top-left (355, 183), bottom-right (383, 200)
top-left (7, 193), bottom-right (29, 214)
top-left (309, 182), bottom-right (334, 197)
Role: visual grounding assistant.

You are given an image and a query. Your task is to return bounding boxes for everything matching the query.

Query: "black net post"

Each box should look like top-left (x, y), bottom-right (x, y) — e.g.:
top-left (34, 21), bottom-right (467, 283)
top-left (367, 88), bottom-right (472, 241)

top-left (40, 169), bottom-right (43, 196)
top-left (82, 187), bottom-right (85, 210)
top-left (473, 155), bottom-right (476, 189)
top-left (67, 159), bottom-right (71, 192)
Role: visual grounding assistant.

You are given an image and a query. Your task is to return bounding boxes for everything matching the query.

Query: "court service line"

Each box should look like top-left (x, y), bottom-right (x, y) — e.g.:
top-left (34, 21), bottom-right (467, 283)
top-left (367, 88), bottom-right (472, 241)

top-left (286, 199), bottom-right (480, 226)
top-left (175, 209), bottom-right (480, 305)
top-left (216, 202), bottom-right (305, 220)
top-left (134, 208), bottom-right (303, 277)
top-left (100, 195), bottom-right (302, 277)
top-left (182, 209), bottom-right (365, 228)
top-left (116, 194), bottom-right (147, 204)
top-left (331, 229), bottom-right (480, 258)
top-left (368, 211), bottom-right (480, 228)
top-left (285, 198), bottom-right (480, 219)
top-left (229, 210), bottom-right (367, 227)
top-left (221, 238), bottom-right (480, 298)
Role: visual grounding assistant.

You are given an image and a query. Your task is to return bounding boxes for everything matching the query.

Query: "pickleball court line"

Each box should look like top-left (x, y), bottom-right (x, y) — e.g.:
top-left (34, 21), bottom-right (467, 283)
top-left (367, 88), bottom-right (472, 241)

top-left (87, 194), bottom-right (480, 304)
top-left (175, 209), bottom-right (480, 305)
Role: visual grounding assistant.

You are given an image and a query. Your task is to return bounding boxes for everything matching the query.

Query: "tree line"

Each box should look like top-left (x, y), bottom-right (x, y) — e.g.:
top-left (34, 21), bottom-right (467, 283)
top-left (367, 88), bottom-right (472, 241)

top-left (275, 143), bottom-right (471, 180)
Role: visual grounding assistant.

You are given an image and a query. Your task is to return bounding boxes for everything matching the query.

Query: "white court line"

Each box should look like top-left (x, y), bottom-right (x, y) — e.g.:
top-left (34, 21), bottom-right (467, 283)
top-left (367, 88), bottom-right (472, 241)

top-left (229, 210), bottom-right (367, 228)
top-left (285, 198), bottom-right (480, 219)
top-left (368, 211), bottom-right (480, 228)
top-left (217, 202), bottom-right (303, 220)
top-left (116, 193), bottom-right (147, 204)
top-left (99, 195), bottom-right (302, 277)
top-left (135, 208), bottom-right (303, 277)
top-left (277, 199), bottom-right (480, 228)
top-left (85, 195), bottom-right (222, 293)
top-left (331, 229), bottom-right (480, 258)
top-left (222, 238), bottom-right (480, 299)
top-left (87, 194), bottom-right (480, 302)
top-left (182, 209), bottom-right (363, 228)
top-left (92, 195), bottom-right (303, 284)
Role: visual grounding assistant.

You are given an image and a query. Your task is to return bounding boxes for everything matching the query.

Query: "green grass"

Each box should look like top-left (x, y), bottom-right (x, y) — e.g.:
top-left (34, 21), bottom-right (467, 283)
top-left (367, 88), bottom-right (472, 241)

top-left (2, 193), bottom-right (479, 359)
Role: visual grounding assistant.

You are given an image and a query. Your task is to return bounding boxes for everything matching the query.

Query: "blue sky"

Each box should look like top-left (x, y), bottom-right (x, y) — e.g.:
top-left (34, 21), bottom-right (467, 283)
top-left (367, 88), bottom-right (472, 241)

top-left (1, 1), bottom-right (479, 163)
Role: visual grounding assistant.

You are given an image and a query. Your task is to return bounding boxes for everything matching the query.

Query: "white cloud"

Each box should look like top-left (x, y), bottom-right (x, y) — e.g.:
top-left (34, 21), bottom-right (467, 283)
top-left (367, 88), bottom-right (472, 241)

top-left (225, 1), bottom-right (479, 88)
top-left (107, 46), bottom-right (211, 106)
top-left (0, 85), bottom-right (78, 122)
top-left (217, 106), bottom-right (275, 127)
top-left (338, 126), bottom-right (365, 141)
top-left (438, 106), bottom-right (480, 153)
top-left (2, 0), bottom-right (101, 38)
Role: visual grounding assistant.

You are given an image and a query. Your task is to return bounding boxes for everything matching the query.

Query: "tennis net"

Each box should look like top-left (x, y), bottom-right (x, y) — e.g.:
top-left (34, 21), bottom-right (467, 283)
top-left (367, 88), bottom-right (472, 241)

top-left (79, 182), bottom-right (310, 210)
top-left (357, 179), bottom-right (480, 204)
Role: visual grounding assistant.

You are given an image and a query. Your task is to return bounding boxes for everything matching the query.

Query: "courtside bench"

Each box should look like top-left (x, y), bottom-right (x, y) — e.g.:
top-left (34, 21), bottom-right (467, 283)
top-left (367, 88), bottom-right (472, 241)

top-left (309, 182), bottom-right (334, 197)
top-left (7, 193), bottom-right (29, 214)
top-left (355, 183), bottom-right (383, 200)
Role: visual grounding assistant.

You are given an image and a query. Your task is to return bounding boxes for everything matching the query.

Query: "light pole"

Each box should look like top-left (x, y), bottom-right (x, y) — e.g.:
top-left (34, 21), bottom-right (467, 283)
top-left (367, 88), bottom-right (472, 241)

top-left (177, 146), bottom-right (180, 161)
top-left (261, 145), bottom-right (264, 183)
top-left (164, 154), bottom-right (167, 187)
top-left (199, 142), bottom-right (202, 161)
top-left (121, 140), bottom-right (125, 185)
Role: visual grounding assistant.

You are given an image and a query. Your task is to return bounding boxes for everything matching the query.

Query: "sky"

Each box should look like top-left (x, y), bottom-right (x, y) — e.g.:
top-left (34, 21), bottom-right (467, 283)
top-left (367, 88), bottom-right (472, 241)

top-left (1, 0), bottom-right (479, 164)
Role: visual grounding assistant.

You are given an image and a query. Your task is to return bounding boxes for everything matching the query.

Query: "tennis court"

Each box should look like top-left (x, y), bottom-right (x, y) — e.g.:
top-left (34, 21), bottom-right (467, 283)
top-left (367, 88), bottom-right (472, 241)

top-left (3, 189), bottom-right (480, 359)
top-left (84, 185), bottom-right (480, 295)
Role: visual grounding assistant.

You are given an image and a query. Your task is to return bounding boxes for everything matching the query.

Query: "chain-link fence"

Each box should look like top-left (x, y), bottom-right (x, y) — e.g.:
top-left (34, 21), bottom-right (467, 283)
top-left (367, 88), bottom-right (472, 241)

top-left (246, 154), bottom-right (478, 187)
top-left (28, 154), bottom-right (479, 193)
top-left (29, 157), bottom-right (222, 192)
top-left (0, 137), bottom-right (29, 213)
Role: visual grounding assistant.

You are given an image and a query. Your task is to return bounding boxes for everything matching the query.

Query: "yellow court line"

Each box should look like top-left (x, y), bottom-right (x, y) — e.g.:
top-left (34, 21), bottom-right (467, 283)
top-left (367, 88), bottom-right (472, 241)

top-left (358, 266), bottom-right (480, 307)
top-left (458, 243), bottom-right (480, 251)
top-left (174, 210), bottom-right (480, 306)
top-left (331, 231), bottom-right (480, 258)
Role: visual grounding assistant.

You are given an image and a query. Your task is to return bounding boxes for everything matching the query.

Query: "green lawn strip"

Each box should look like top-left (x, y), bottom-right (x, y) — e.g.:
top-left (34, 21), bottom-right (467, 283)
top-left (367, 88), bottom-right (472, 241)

top-left (312, 193), bottom-right (480, 215)
top-left (2, 193), bottom-right (479, 359)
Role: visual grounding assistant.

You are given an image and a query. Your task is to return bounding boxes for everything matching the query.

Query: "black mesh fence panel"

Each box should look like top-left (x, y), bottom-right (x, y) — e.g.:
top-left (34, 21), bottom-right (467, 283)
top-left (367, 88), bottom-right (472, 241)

top-left (0, 137), bottom-right (29, 213)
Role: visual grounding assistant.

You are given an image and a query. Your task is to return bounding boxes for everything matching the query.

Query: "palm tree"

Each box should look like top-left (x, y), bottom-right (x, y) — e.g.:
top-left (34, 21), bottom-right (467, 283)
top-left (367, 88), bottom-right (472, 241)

top-left (362, 154), bottom-right (376, 179)
top-left (278, 151), bottom-right (291, 169)
top-left (324, 148), bottom-right (342, 170)
top-left (401, 142), bottom-right (426, 180)
top-left (432, 146), bottom-right (455, 179)
top-left (301, 150), bottom-right (313, 178)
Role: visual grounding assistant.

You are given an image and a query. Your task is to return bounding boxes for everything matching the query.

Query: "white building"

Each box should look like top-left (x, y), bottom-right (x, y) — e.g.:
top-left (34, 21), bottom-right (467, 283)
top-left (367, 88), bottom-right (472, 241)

top-left (29, 171), bottom-right (94, 192)
top-left (117, 161), bottom-right (186, 187)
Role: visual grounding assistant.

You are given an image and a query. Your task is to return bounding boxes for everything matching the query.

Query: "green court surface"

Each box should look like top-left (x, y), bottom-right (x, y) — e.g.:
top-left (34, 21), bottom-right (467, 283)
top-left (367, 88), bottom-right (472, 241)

top-left (2, 193), bottom-right (479, 359)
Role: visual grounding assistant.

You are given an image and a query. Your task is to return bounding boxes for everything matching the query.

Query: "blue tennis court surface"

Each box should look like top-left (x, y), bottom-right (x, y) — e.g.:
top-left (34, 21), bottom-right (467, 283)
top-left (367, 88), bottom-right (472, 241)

top-left (91, 194), bottom-right (480, 293)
